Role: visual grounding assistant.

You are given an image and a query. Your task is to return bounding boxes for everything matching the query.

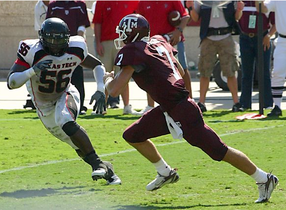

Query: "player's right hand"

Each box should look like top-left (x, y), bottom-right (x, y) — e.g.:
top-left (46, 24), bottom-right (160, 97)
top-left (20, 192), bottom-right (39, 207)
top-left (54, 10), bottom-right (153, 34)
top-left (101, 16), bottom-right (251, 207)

top-left (89, 90), bottom-right (107, 115)
top-left (33, 60), bottom-right (53, 75)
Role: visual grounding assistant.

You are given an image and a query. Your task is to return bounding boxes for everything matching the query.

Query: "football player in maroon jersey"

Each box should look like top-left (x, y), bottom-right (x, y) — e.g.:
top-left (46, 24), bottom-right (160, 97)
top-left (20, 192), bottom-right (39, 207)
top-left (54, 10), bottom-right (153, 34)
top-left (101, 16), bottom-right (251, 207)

top-left (104, 14), bottom-right (278, 202)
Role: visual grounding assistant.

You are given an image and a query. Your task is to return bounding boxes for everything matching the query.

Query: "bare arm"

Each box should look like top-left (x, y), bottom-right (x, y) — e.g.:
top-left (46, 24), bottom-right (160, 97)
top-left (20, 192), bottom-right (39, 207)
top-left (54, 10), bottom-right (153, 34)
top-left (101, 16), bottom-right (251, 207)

top-left (174, 57), bottom-right (192, 98)
top-left (105, 65), bottom-right (134, 98)
top-left (188, 1), bottom-right (200, 22)
top-left (81, 53), bottom-right (102, 69)
top-left (94, 23), bottom-right (104, 56)
top-left (169, 15), bottom-right (190, 46)
top-left (255, 1), bottom-right (268, 13)
top-left (263, 24), bottom-right (276, 51)
top-left (235, 1), bottom-right (245, 21)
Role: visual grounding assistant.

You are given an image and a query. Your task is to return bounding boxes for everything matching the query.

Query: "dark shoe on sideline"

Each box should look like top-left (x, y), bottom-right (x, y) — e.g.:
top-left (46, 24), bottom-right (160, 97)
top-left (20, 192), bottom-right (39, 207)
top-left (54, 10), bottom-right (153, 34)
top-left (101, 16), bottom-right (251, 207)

top-left (79, 106), bottom-right (87, 115)
top-left (110, 102), bottom-right (119, 109)
top-left (198, 102), bottom-right (207, 113)
top-left (232, 103), bottom-right (243, 112)
top-left (267, 105), bottom-right (282, 117)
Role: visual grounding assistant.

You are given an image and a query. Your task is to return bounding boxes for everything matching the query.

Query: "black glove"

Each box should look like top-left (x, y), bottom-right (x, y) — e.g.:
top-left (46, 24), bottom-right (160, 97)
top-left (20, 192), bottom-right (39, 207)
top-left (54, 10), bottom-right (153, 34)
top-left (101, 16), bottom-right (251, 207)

top-left (89, 91), bottom-right (106, 115)
top-left (33, 60), bottom-right (53, 75)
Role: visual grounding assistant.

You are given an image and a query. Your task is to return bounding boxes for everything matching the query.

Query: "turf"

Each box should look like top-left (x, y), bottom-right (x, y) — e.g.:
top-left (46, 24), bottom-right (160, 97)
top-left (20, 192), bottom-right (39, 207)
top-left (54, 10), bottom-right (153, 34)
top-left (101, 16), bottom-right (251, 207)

top-left (0, 109), bottom-right (285, 210)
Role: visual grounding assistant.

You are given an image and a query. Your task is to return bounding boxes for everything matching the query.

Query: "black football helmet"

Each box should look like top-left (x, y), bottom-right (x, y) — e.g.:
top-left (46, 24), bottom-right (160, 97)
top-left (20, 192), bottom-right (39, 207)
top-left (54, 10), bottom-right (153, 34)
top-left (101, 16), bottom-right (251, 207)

top-left (114, 14), bottom-right (150, 49)
top-left (39, 17), bottom-right (70, 56)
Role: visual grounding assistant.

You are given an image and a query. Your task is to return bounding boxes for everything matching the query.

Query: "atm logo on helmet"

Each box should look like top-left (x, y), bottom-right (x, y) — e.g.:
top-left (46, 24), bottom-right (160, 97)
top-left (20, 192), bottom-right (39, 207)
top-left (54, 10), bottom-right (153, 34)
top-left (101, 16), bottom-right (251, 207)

top-left (122, 17), bottom-right (138, 32)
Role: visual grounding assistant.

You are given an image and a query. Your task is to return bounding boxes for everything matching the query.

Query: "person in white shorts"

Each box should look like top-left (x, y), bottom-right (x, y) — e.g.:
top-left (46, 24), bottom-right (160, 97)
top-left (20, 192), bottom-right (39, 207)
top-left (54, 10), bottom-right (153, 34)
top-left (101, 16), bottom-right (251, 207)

top-left (7, 17), bottom-right (121, 185)
top-left (257, 1), bottom-right (286, 117)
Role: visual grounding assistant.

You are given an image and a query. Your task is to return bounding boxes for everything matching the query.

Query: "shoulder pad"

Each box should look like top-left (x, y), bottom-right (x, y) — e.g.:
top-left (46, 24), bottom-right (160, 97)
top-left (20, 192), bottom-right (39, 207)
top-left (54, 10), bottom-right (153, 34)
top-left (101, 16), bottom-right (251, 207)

top-left (17, 39), bottom-right (42, 65)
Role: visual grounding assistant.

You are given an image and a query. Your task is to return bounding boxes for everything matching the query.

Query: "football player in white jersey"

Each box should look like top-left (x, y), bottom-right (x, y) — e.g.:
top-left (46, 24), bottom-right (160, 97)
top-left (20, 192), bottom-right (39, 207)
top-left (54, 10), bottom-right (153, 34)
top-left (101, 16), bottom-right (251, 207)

top-left (7, 17), bottom-right (121, 185)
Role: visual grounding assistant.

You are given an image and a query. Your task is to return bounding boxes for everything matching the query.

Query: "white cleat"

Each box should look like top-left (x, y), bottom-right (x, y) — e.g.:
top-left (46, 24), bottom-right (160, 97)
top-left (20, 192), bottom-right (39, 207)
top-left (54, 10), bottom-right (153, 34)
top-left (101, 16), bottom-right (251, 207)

top-left (123, 104), bottom-right (141, 115)
top-left (106, 174), bottom-right (122, 185)
top-left (91, 168), bottom-right (106, 181)
top-left (138, 106), bottom-right (154, 115)
top-left (255, 173), bottom-right (279, 203)
top-left (146, 169), bottom-right (179, 191)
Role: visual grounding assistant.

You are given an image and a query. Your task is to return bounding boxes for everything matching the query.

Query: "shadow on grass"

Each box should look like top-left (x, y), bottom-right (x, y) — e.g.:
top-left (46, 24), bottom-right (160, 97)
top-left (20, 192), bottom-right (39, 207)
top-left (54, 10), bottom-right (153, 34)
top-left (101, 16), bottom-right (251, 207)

top-left (116, 202), bottom-right (247, 209)
top-left (79, 114), bottom-right (141, 121)
top-left (203, 110), bottom-right (232, 118)
top-left (205, 110), bottom-right (286, 123)
top-left (7, 110), bottom-right (38, 119)
top-left (8, 110), bottom-right (36, 115)
top-left (0, 186), bottom-right (99, 198)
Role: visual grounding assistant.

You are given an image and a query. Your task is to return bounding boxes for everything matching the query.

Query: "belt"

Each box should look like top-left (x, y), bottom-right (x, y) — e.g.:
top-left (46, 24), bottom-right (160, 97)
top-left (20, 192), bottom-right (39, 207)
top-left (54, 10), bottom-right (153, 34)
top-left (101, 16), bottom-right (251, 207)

top-left (279, 33), bottom-right (286, 38)
top-left (241, 31), bottom-right (268, 38)
top-left (241, 31), bottom-right (257, 38)
top-left (207, 27), bottom-right (232, 36)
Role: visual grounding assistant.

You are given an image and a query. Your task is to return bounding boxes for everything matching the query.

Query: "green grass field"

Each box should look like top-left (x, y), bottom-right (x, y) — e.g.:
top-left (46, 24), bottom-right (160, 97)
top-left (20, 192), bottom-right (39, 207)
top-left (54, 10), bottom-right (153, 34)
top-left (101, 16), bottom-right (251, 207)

top-left (0, 109), bottom-right (285, 210)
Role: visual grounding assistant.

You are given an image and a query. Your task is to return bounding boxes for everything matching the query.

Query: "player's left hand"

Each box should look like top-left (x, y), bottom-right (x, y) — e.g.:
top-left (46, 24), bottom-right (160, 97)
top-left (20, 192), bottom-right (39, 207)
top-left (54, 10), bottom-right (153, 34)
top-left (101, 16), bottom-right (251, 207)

top-left (89, 90), bottom-right (106, 115)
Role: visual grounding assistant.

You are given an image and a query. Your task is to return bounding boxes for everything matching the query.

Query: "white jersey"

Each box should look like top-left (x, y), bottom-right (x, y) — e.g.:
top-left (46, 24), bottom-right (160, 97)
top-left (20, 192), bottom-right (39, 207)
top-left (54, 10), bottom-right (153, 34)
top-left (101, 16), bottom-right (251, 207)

top-left (16, 36), bottom-right (88, 113)
top-left (265, 0), bottom-right (286, 35)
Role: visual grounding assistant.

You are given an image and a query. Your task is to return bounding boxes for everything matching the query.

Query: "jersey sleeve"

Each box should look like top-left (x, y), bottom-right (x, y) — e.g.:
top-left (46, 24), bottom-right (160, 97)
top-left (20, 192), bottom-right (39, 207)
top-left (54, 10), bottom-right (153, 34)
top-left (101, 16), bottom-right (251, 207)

top-left (264, 0), bottom-right (276, 12)
top-left (16, 39), bottom-right (39, 67)
top-left (173, 1), bottom-right (189, 18)
top-left (153, 35), bottom-right (178, 56)
top-left (114, 45), bottom-right (136, 67)
top-left (114, 43), bottom-right (146, 68)
top-left (68, 36), bottom-right (88, 61)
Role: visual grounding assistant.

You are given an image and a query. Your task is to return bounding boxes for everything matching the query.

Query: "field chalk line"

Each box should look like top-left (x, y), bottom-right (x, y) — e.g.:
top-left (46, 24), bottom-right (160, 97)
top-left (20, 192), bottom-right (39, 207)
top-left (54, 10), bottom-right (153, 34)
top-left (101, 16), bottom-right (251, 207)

top-left (0, 125), bottom-right (281, 174)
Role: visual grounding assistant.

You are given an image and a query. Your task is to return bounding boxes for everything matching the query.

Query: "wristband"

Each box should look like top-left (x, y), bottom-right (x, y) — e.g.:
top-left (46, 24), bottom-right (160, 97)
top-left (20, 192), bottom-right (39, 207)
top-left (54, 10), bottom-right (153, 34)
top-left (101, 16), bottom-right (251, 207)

top-left (176, 27), bottom-right (183, 33)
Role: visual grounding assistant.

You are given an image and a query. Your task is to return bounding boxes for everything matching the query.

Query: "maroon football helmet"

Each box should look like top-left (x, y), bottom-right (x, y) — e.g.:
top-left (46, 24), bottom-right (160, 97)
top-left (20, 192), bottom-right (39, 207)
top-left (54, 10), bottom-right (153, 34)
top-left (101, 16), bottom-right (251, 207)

top-left (114, 14), bottom-right (150, 49)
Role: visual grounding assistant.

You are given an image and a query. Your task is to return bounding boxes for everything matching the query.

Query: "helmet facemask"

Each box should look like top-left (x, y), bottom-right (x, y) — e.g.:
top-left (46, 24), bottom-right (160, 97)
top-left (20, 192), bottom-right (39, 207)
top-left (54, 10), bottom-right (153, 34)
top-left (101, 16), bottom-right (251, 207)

top-left (114, 25), bottom-right (128, 50)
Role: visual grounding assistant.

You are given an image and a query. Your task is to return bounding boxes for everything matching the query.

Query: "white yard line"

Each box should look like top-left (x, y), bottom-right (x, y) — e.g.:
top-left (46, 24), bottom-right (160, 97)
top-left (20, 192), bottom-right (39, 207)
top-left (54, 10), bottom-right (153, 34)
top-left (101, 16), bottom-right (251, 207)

top-left (0, 125), bottom-right (281, 174)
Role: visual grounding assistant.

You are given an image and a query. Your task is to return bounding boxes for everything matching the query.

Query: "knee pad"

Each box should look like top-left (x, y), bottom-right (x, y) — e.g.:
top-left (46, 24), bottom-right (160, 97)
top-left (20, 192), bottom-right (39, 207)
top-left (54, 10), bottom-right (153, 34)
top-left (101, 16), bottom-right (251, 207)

top-left (62, 121), bottom-right (80, 136)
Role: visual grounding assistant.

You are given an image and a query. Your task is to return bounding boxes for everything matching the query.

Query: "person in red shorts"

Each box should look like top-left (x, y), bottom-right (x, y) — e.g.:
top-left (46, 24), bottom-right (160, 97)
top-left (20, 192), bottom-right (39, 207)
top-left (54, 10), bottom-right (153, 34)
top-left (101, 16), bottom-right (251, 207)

top-left (105, 13), bottom-right (278, 203)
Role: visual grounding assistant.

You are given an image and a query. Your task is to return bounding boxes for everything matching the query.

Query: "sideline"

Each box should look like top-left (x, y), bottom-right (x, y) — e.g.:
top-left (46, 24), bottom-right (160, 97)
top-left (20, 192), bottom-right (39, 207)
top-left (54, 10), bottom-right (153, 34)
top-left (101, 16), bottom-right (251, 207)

top-left (0, 125), bottom-right (281, 174)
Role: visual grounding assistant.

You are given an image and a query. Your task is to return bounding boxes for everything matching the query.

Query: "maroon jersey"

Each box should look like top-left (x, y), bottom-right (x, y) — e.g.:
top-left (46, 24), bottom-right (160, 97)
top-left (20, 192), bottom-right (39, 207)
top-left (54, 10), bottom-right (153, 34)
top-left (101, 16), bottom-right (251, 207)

top-left (114, 35), bottom-right (189, 112)
top-left (46, 0), bottom-right (90, 36)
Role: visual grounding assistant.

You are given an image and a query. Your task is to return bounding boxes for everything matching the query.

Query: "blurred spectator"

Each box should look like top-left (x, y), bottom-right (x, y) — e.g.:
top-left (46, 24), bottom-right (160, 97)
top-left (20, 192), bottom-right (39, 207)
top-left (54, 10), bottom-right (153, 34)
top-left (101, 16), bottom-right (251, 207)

top-left (87, 1), bottom-right (97, 56)
top-left (23, 0), bottom-right (51, 110)
top-left (92, 0), bottom-right (139, 114)
top-left (239, 1), bottom-right (276, 111)
top-left (34, 0), bottom-right (50, 31)
top-left (46, 0), bottom-right (90, 115)
top-left (190, 1), bottom-right (244, 112)
top-left (256, 1), bottom-right (286, 117)
top-left (137, 0), bottom-right (191, 115)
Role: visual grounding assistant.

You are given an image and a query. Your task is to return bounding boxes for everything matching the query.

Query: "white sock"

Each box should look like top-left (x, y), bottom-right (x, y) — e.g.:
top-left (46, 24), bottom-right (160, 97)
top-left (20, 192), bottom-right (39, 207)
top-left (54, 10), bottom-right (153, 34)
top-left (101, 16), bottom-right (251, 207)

top-left (153, 158), bottom-right (171, 176)
top-left (273, 98), bottom-right (282, 108)
top-left (250, 168), bottom-right (268, 183)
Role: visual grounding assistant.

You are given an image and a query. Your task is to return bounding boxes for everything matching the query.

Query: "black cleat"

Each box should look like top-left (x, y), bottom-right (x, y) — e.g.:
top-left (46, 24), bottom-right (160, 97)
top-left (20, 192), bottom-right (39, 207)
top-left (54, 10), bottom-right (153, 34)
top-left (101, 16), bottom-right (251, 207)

top-left (198, 102), bottom-right (207, 113)
top-left (92, 161), bottom-right (121, 185)
top-left (232, 102), bottom-right (243, 112)
top-left (267, 105), bottom-right (282, 117)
